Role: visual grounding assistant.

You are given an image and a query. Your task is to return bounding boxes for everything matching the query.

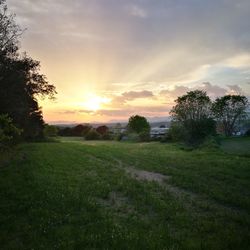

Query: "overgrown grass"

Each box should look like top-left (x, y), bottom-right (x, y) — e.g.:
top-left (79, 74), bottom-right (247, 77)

top-left (0, 138), bottom-right (249, 249)
top-left (220, 136), bottom-right (250, 156)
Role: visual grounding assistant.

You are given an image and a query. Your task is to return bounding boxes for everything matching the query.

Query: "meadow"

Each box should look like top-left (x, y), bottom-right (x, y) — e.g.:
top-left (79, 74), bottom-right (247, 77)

top-left (0, 138), bottom-right (250, 249)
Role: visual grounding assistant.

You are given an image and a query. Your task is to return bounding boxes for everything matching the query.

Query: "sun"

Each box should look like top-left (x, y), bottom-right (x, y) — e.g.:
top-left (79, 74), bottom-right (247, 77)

top-left (83, 94), bottom-right (110, 111)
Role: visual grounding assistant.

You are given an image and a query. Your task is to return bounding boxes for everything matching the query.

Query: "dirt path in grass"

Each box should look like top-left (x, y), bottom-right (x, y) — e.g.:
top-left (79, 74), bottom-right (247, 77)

top-left (113, 158), bottom-right (248, 215)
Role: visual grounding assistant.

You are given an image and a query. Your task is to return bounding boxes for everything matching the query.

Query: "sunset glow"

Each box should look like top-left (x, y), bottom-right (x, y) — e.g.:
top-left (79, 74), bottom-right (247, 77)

top-left (7, 0), bottom-right (250, 124)
top-left (82, 94), bottom-right (111, 111)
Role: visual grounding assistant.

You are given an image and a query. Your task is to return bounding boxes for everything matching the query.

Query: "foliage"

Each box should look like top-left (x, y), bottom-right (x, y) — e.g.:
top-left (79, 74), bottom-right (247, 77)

top-left (58, 127), bottom-right (72, 137)
top-left (72, 125), bottom-right (91, 137)
top-left (127, 115), bottom-right (150, 134)
top-left (0, 0), bottom-right (56, 140)
top-left (199, 136), bottom-right (220, 150)
top-left (43, 124), bottom-right (58, 137)
top-left (96, 125), bottom-right (109, 135)
top-left (212, 95), bottom-right (249, 136)
top-left (170, 90), bottom-right (215, 145)
top-left (84, 129), bottom-right (101, 140)
top-left (166, 122), bottom-right (188, 142)
top-left (138, 129), bottom-right (151, 142)
top-left (245, 129), bottom-right (250, 137)
top-left (0, 114), bottom-right (21, 148)
top-left (183, 118), bottom-right (216, 145)
top-left (170, 90), bottom-right (212, 122)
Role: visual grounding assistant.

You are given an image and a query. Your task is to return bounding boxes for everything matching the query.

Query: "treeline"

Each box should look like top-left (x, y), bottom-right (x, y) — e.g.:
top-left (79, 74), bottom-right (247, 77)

top-left (0, 0), bottom-right (56, 149)
top-left (45, 90), bottom-right (249, 146)
top-left (44, 125), bottom-right (111, 141)
top-left (167, 90), bottom-right (249, 146)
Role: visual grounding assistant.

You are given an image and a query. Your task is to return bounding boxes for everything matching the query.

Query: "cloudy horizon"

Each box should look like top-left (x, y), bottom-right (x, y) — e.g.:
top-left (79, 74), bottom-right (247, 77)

top-left (7, 0), bottom-right (250, 123)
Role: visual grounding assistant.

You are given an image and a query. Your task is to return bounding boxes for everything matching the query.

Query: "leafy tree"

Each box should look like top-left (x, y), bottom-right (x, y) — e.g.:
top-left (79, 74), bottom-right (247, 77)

top-left (212, 95), bottom-right (249, 136)
top-left (0, 0), bottom-right (56, 140)
top-left (0, 114), bottom-right (21, 148)
top-left (171, 90), bottom-right (212, 122)
top-left (170, 90), bottom-right (216, 144)
top-left (127, 115), bottom-right (150, 134)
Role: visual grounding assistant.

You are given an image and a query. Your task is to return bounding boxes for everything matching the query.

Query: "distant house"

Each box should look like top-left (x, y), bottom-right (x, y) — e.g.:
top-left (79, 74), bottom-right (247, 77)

top-left (150, 127), bottom-right (169, 138)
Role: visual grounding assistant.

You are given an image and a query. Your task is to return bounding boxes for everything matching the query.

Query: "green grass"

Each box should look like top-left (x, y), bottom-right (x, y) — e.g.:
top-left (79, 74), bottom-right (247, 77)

top-left (0, 138), bottom-right (250, 249)
top-left (220, 136), bottom-right (250, 156)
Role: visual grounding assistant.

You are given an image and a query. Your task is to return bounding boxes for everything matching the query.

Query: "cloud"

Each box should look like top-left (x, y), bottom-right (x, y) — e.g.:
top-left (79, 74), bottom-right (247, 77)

top-left (127, 4), bottom-right (148, 18)
top-left (160, 82), bottom-right (244, 100)
top-left (112, 90), bottom-right (154, 105)
top-left (227, 84), bottom-right (243, 94)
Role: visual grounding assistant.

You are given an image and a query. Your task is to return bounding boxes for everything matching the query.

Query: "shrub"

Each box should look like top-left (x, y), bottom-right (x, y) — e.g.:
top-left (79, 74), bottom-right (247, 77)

top-left (85, 129), bottom-right (101, 140)
top-left (0, 114), bottom-right (21, 149)
top-left (245, 129), bottom-right (250, 137)
top-left (138, 130), bottom-right (151, 142)
top-left (43, 124), bottom-right (58, 137)
top-left (102, 133), bottom-right (111, 140)
top-left (167, 122), bottom-right (188, 142)
top-left (184, 118), bottom-right (216, 145)
top-left (199, 136), bottom-right (220, 150)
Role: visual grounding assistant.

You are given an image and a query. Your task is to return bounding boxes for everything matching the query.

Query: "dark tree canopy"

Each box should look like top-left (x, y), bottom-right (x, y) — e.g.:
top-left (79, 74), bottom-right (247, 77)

top-left (0, 0), bottom-right (56, 139)
top-left (127, 115), bottom-right (150, 134)
top-left (212, 95), bottom-right (249, 136)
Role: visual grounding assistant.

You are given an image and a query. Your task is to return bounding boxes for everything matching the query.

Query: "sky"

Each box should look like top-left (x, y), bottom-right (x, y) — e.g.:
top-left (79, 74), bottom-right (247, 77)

top-left (7, 0), bottom-right (250, 124)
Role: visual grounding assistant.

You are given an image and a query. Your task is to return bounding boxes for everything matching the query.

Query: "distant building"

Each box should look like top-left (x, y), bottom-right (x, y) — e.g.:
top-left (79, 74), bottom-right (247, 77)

top-left (150, 127), bottom-right (169, 138)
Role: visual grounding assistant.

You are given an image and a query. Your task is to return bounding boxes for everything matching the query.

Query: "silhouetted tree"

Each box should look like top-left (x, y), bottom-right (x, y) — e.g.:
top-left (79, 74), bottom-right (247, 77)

top-left (212, 95), bottom-right (249, 136)
top-left (0, 0), bottom-right (56, 139)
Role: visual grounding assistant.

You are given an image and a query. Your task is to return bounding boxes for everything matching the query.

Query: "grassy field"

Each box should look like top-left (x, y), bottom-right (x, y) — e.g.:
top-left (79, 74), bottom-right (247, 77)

top-left (0, 138), bottom-right (250, 249)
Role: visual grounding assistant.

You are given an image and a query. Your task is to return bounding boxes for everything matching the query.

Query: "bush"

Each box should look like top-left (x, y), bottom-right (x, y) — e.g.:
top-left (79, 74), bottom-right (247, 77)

top-left (138, 130), bottom-right (150, 142)
top-left (85, 129), bottom-right (101, 140)
top-left (199, 136), bottom-right (220, 150)
top-left (167, 122), bottom-right (188, 142)
top-left (245, 129), bottom-right (250, 137)
top-left (102, 133), bottom-right (111, 140)
top-left (184, 118), bottom-right (216, 145)
top-left (0, 114), bottom-right (21, 149)
top-left (127, 133), bottom-right (140, 142)
top-left (43, 124), bottom-right (58, 137)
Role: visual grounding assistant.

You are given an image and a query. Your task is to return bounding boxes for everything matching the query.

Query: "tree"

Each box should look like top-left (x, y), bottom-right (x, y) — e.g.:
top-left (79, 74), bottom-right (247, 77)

top-left (0, 0), bottom-right (22, 57)
top-left (0, 1), bottom-right (56, 139)
top-left (170, 90), bottom-right (216, 144)
top-left (72, 125), bottom-right (91, 136)
top-left (85, 129), bottom-right (101, 140)
top-left (96, 125), bottom-right (109, 135)
top-left (212, 95), bottom-right (249, 136)
top-left (171, 90), bottom-right (212, 122)
top-left (0, 114), bottom-right (21, 149)
top-left (127, 115), bottom-right (150, 134)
